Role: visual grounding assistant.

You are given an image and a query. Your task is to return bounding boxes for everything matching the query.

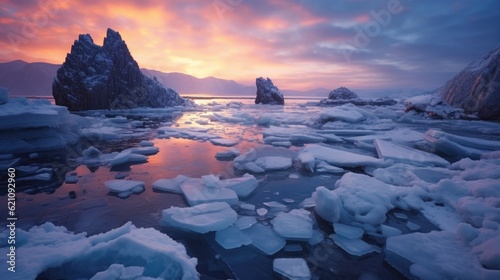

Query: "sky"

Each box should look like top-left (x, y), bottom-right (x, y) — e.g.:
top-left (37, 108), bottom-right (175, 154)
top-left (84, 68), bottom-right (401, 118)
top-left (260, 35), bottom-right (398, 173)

top-left (1, 0), bottom-right (499, 92)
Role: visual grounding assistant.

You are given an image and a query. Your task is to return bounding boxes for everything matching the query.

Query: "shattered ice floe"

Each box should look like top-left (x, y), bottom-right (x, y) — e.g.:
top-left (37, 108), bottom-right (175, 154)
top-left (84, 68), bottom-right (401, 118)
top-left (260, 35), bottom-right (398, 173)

top-left (104, 180), bottom-right (145, 198)
top-left (386, 230), bottom-right (500, 280)
top-left (242, 223), bottom-right (286, 255)
top-left (0, 222), bottom-right (199, 280)
top-left (152, 175), bottom-right (190, 194)
top-left (109, 150), bottom-right (148, 167)
top-left (374, 139), bottom-right (449, 167)
top-left (161, 202), bottom-right (237, 234)
top-left (215, 226), bottom-right (252, 249)
top-left (65, 173), bottom-right (79, 184)
top-left (157, 126), bottom-right (219, 140)
top-left (234, 216), bottom-right (257, 230)
top-left (319, 105), bottom-right (366, 123)
top-left (425, 129), bottom-right (500, 160)
top-left (312, 173), bottom-right (420, 226)
top-left (331, 234), bottom-right (378, 256)
top-left (180, 178), bottom-right (239, 206)
top-left (209, 138), bottom-right (238, 147)
top-left (233, 147), bottom-right (295, 173)
top-left (273, 258), bottom-right (311, 280)
top-left (333, 223), bottom-right (364, 239)
top-left (215, 147), bottom-right (240, 159)
top-left (297, 144), bottom-right (387, 171)
top-left (271, 210), bottom-right (314, 240)
top-left (219, 174), bottom-right (259, 198)
top-left (262, 125), bottom-right (341, 146)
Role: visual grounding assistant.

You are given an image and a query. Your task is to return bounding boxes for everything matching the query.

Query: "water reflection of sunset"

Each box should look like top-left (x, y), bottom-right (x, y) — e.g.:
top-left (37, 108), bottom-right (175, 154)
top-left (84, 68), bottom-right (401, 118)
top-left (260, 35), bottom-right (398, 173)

top-left (147, 138), bottom-right (235, 178)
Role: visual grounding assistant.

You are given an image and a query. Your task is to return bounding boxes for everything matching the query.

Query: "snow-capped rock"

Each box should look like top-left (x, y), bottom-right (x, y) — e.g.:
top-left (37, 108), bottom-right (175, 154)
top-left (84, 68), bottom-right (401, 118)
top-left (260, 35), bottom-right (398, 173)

top-left (440, 46), bottom-right (500, 120)
top-left (53, 28), bottom-right (186, 111)
top-left (255, 77), bottom-right (284, 105)
top-left (320, 87), bottom-right (397, 106)
top-left (403, 91), bottom-right (473, 119)
top-left (328, 87), bottom-right (359, 100)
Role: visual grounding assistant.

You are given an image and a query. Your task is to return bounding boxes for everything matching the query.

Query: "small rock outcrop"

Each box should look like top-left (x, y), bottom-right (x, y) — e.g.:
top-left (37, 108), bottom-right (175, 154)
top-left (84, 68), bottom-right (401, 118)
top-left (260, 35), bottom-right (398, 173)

top-left (53, 28), bottom-right (186, 111)
top-left (441, 46), bottom-right (500, 120)
top-left (319, 87), bottom-right (396, 106)
top-left (328, 87), bottom-right (359, 100)
top-left (255, 77), bottom-right (284, 105)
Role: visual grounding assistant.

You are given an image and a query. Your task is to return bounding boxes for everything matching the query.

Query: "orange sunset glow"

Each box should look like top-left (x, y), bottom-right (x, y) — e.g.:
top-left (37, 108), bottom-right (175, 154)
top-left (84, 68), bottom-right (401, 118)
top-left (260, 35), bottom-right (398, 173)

top-left (1, 0), bottom-right (499, 92)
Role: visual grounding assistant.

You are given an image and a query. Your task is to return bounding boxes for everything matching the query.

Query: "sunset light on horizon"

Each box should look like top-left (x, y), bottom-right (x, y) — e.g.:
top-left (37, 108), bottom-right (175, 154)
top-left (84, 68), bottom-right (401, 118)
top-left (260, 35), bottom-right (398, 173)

top-left (1, 0), bottom-right (499, 91)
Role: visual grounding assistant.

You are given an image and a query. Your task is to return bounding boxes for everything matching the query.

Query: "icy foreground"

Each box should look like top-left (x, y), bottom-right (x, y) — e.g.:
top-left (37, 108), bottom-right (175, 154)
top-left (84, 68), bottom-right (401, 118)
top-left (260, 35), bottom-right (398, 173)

top-left (0, 222), bottom-right (199, 280)
top-left (3, 93), bottom-right (500, 279)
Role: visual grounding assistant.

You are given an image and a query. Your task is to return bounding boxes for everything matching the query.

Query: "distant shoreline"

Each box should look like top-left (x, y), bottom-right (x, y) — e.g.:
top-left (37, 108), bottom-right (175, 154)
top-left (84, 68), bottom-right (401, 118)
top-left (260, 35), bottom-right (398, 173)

top-left (17, 95), bottom-right (322, 100)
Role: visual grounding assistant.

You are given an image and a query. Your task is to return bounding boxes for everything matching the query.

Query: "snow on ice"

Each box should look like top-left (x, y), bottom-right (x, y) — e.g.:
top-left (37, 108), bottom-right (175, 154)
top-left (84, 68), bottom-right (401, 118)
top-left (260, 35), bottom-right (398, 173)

top-left (161, 202), bottom-right (237, 233)
top-left (0, 222), bottom-right (199, 280)
top-left (233, 147), bottom-right (295, 173)
top-left (152, 175), bottom-right (190, 194)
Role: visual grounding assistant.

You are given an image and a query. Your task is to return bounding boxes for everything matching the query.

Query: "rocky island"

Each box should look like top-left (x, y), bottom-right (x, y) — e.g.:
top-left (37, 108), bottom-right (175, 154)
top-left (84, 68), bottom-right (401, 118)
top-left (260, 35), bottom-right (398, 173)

top-left (53, 28), bottom-right (186, 111)
top-left (319, 87), bottom-right (397, 106)
top-left (255, 77), bottom-right (284, 105)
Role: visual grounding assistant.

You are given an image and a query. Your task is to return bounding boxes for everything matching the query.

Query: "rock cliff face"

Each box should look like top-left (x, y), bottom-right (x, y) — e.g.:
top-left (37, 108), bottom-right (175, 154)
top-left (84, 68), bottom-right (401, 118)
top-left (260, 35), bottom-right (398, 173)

top-left (328, 87), bottom-right (359, 100)
top-left (255, 77), bottom-right (284, 105)
top-left (441, 46), bottom-right (500, 120)
top-left (53, 28), bottom-right (186, 111)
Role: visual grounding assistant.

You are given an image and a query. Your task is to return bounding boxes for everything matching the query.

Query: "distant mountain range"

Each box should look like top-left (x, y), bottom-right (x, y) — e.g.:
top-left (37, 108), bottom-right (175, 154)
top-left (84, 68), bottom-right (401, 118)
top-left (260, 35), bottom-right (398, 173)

top-left (0, 60), bottom-right (59, 97)
top-left (0, 60), bottom-right (328, 98)
top-left (0, 60), bottom-right (424, 98)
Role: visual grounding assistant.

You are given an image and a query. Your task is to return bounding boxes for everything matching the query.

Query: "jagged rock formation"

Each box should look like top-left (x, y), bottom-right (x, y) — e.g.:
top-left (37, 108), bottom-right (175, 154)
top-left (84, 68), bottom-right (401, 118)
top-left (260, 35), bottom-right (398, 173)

top-left (440, 46), bottom-right (500, 120)
top-left (255, 77), bottom-right (284, 105)
top-left (328, 87), bottom-right (359, 100)
top-left (53, 28), bottom-right (186, 111)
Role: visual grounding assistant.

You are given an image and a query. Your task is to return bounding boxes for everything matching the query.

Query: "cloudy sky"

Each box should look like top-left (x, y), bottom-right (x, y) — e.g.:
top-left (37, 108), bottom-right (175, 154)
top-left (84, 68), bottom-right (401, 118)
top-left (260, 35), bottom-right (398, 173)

top-left (1, 0), bottom-right (499, 91)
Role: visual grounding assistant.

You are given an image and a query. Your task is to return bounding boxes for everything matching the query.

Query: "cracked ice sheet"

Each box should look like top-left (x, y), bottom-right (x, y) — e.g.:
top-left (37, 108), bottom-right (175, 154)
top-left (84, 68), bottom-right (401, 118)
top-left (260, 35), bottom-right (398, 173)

top-left (371, 156), bottom-right (500, 276)
top-left (263, 125), bottom-right (342, 145)
top-left (298, 144), bottom-right (387, 168)
top-left (157, 126), bottom-right (220, 141)
top-left (386, 230), bottom-right (500, 280)
top-left (374, 139), bottom-right (449, 167)
top-left (233, 146), bottom-right (296, 173)
top-left (161, 202), bottom-right (237, 234)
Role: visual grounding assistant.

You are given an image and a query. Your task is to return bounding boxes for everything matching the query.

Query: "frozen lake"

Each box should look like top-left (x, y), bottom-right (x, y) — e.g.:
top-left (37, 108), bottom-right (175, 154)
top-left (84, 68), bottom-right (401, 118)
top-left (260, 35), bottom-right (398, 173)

top-left (1, 97), bottom-right (500, 279)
